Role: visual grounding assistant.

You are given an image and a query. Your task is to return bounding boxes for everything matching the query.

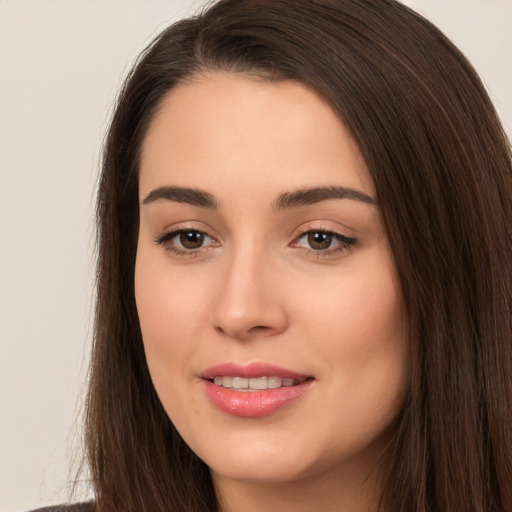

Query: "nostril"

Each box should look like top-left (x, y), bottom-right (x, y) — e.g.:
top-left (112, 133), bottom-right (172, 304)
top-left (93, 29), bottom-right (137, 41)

top-left (245, 325), bottom-right (277, 337)
top-left (215, 324), bottom-right (278, 340)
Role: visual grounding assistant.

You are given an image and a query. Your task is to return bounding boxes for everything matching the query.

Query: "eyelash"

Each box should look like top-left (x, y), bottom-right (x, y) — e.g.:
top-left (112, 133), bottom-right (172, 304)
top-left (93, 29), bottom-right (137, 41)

top-left (154, 227), bottom-right (356, 258)
top-left (292, 228), bottom-right (356, 257)
top-left (154, 228), bottom-right (218, 258)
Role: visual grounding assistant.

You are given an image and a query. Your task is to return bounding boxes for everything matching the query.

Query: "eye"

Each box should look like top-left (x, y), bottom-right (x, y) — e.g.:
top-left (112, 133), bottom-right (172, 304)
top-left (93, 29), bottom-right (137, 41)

top-left (155, 228), bottom-right (218, 255)
top-left (292, 229), bottom-right (356, 255)
top-left (175, 230), bottom-right (208, 249)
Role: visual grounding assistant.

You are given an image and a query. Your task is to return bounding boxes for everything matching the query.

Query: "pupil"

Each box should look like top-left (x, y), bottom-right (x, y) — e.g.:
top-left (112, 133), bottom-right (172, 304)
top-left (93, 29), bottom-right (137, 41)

top-left (308, 232), bottom-right (332, 250)
top-left (180, 231), bottom-right (204, 249)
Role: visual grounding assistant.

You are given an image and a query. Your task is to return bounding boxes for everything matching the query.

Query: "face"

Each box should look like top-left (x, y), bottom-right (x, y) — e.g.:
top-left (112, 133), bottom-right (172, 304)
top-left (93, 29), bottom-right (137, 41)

top-left (135, 73), bottom-right (408, 490)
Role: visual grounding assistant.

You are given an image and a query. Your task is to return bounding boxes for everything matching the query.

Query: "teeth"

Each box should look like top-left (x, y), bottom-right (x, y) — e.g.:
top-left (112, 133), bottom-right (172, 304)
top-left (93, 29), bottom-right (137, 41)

top-left (232, 377), bottom-right (249, 389)
top-left (212, 375), bottom-right (301, 390)
top-left (249, 376), bottom-right (267, 390)
top-left (268, 376), bottom-right (282, 389)
top-left (221, 376), bottom-right (233, 387)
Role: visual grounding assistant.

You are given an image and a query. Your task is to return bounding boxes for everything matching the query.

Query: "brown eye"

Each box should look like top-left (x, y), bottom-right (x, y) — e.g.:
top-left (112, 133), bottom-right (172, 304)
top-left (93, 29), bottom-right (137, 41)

top-left (307, 231), bottom-right (333, 250)
top-left (292, 229), bottom-right (356, 256)
top-left (155, 229), bottom-right (217, 254)
top-left (179, 231), bottom-right (205, 249)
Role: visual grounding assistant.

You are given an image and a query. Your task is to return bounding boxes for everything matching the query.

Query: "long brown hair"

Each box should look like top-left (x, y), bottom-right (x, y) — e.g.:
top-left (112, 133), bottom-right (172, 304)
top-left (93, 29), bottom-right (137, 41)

top-left (84, 1), bottom-right (512, 510)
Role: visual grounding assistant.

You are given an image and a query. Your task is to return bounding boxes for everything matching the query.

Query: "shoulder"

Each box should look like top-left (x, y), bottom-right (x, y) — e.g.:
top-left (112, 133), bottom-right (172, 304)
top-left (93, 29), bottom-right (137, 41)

top-left (28, 504), bottom-right (94, 512)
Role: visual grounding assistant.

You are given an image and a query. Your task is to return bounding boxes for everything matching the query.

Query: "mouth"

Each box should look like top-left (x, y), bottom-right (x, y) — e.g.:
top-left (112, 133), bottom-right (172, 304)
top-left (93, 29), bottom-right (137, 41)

top-left (210, 375), bottom-right (307, 391)
top-left (201, 363), bottom-right (314, 417)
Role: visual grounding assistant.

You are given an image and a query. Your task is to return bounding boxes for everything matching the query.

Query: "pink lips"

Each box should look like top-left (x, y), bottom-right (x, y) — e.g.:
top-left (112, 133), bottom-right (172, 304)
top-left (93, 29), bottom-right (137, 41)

top-left (201, 362), bottom-right (314, 417)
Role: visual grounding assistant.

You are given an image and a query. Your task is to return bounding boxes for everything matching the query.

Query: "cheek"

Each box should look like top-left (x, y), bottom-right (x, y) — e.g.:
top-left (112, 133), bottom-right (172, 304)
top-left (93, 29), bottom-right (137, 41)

top-left (134, 249), bottom-right (209, 395)
top-left (135, 246), bottom-right (210, 337)
top-left (295, 257), bottom-right (408, 419)
top-left (297, 263), bottom-right (404, 353)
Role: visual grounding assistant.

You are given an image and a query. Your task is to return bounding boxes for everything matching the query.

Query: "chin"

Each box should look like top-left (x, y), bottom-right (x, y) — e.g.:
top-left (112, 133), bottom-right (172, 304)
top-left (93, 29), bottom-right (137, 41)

top-left (186, 429), bottom-right (313, 483)
top-left (209, 456), bottom-right (314, 485)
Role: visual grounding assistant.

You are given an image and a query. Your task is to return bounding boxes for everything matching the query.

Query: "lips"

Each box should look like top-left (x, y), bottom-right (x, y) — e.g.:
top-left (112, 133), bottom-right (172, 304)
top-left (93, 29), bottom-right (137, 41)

top-left (201, 362), bottom-right (314, 417)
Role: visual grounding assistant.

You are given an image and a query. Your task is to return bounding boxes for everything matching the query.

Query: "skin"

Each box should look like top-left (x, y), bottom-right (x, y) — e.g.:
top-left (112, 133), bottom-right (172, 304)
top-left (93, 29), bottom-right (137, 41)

top-left (135, 72), bottom-right (408, 512)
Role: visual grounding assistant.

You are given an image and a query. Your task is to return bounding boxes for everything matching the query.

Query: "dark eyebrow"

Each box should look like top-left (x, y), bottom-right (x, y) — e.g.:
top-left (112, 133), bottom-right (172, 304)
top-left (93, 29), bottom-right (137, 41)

top-left (274, 186), bottom-right (377, 209)
top-left (143, 185), bottom-right (376, 209)
top-left (142, 186), bottom-right (219, 208)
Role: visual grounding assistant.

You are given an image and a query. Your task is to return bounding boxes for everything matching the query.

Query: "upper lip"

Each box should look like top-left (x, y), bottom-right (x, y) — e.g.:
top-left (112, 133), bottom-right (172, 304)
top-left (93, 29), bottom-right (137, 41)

top-left (201, 362), bottom-right (311, 380)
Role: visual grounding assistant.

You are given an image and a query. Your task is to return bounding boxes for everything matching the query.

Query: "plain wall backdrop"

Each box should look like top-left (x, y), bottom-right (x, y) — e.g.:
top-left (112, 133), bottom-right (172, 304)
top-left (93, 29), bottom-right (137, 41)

top-left (0, 1), bottom-right (510, 511)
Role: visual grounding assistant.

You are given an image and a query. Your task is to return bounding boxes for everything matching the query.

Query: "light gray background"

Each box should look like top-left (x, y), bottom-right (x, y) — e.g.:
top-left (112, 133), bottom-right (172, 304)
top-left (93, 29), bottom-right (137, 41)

top-left (1, 1), bottom-right (511, 511)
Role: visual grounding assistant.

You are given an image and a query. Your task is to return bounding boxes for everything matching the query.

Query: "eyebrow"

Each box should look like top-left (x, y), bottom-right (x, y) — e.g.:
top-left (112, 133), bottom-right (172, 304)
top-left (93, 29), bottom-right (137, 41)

top-left (142, 185), bottom-right (377, 209)
top-left (274, 186), bottom-right (377, 209)
top-left (143, 186), bottom-right (218, 208)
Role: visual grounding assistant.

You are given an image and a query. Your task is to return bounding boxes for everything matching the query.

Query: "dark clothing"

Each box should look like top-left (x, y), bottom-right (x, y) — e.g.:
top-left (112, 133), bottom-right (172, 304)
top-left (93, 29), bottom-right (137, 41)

top-left (28, 504), bottom-right (94, 512)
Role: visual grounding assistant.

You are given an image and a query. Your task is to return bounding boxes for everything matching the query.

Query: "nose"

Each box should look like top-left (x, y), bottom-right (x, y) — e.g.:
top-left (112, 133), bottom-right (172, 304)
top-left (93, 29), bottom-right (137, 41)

top-left (212, 247), bottom-right (288, 341)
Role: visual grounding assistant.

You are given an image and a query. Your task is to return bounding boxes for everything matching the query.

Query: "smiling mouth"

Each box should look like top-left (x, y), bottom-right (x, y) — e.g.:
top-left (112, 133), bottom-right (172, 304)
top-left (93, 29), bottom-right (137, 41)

top-left (211, 376), bottom-right (308, 391)
top-left (204, 368), bottom-right (314, 416)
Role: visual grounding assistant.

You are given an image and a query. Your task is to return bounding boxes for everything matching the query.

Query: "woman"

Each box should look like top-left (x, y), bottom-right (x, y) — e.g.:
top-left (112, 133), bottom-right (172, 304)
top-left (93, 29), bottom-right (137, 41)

top-left (41, 0), bottom-right (512, 510)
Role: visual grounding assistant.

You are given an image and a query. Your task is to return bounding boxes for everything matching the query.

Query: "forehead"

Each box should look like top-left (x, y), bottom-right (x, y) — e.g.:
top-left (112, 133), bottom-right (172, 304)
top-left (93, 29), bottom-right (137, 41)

top-left (139, 72), bottom-right (375, 202)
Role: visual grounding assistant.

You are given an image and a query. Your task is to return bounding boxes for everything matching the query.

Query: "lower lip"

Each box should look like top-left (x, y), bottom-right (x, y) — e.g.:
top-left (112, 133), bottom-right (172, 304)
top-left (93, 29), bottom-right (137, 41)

top-left (204, 379), bottom-right (313, 417)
